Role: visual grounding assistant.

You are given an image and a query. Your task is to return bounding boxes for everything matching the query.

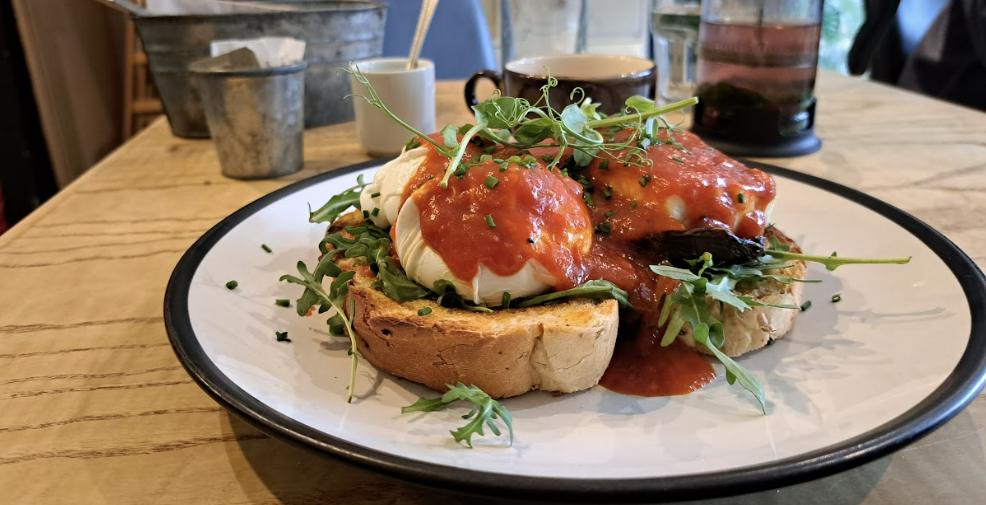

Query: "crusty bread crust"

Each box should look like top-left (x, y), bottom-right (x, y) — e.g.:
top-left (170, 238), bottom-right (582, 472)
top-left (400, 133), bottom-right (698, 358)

top-left (348, 278), bottom-right (619, 399)
top-left (678, 227), bottom-right (807, 357)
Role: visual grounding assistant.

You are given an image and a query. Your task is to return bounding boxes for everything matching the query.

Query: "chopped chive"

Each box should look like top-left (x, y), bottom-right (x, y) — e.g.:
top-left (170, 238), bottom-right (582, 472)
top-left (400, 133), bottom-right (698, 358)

top-left (485, 214), bottom-right (496, 228)
top-left (371, 207), bottom-right (380, 216)
top-left (493, 158), bottom-right (504, 163)
top-left (484, 176), bottom-right (500, 189)
top-left (602, 187), bottom-right (612, 199)
top-left (630, 201), bottom-right (638, 209)
top-left (417, 307), bottom-right (433, 316)
top-left (596, 222), bottom-right (611, 234)
top-left (541, 154), bottom-right (553, 163)
top-left (560, 168), bottom-right (569, 177)
top-left (604, 210), bottom-right (615, 217)
top-left (225, 280), bottom-right (238, 290)
top-left (599, 160), bottom-right (610, 170)
top-left (523, 154), bottom-right (537, 165)
top-left (483, 145), bottom-right (497, 154)
top-left (800, 300), bottom-right (812, 312)
top-left (583, 192), bottom-right (595, 207)
top-left (370, 191), bottom-right (381, 198)
top-left (480, 154), bottom-right (493, 162)
top-left (362, 210), bottom-right (370, 219)
top-left (275, 331), bottom-right (291, 342)
top-left (275, 299), bottom-right (290, 307)
top-left (501, 292), bottom-right (512, 309)
top-left (638, 175), bottom-right (651, 187)
top-left (506, 155), bottom-right (522, 164)
top-left (261, 244), bottom-right (272, 253)
top-left (499, 162), bottom-right (509, 172)
top-left (737, 193), bottom-right (745, 203)
top-left (831, 294), bottom-right (842, 303)
top-left (671, 156), bottom-right (686, 164)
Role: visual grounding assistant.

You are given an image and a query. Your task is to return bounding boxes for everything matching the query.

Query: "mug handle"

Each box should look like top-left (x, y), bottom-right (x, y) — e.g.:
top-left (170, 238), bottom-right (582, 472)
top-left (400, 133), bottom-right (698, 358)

top-left (464, 70), bottom-right (503, 108)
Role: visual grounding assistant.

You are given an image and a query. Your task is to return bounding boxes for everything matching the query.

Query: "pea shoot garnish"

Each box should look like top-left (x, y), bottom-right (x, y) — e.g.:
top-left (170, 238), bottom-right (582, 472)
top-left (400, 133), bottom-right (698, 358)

top-left (344, 63), bottom-right (696, 190)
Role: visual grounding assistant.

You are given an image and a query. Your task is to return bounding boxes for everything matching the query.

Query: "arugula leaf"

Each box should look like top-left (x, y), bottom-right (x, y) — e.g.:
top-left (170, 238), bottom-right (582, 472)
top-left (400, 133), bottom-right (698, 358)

top-left (764, 249), bottom-right (911, 271)
top-left (280, 261), bottom-right (360, 402)
top-left (371, 248), bottom-right (430, 301)
top-left (513, 279), bottom-right (632, 309)
top-left (691, 327), bottom-right (767, 414)
top-left (308, 174), bottom-right (368, 224)
top-left (650, 252), bottom-right (771, 412)
top-left (431, 280), bottom-right (494, 313)
top-left (706, 261), bottom-right (821, 285)
top-left (402, 383), bottom-right (514, 448)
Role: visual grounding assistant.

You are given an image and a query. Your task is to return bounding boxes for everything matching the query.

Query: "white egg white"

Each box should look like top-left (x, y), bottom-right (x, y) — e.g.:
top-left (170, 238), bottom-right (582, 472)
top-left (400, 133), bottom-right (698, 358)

top-left (359, 147), bottom-right (558, 306)
top-left (394, 199), bottom-right (555, 306)
top-left (359, 147), bottom-right (428, 228)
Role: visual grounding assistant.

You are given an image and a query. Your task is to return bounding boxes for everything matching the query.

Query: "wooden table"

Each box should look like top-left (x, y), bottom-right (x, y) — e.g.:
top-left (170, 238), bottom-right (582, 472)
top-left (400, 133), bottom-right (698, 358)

top-left (2, 73), bottom-right (985, 504)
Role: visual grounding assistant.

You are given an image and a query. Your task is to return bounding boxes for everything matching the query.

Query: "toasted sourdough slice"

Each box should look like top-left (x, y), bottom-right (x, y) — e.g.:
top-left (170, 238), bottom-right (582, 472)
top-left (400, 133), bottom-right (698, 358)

top-left (329, 212), bottom-right (619, 399)
top-left (678, 227), bottom-right (807, 358)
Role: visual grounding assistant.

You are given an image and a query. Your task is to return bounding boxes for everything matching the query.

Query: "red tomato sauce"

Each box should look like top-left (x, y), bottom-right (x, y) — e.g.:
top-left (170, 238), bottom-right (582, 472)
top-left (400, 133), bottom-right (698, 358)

top-left (394, 129), bottom-right (771, 397)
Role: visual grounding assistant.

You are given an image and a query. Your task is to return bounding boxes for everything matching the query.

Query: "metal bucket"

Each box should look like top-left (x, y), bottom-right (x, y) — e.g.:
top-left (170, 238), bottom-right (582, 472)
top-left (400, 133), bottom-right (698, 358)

top-left (189, 55), bottom-right (307, 179)
top-left (134, 1), bottom-right (386, 138)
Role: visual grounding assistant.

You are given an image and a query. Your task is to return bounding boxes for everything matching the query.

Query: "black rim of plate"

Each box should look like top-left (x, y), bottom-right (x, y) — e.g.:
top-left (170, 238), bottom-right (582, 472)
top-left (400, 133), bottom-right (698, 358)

top-left (164, 160), bottom-right (986, 503)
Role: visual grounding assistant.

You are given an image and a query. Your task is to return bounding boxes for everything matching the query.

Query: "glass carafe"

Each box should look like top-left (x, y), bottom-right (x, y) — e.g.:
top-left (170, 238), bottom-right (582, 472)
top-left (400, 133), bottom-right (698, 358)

top-left (692, 0), bottom-right (823, 157)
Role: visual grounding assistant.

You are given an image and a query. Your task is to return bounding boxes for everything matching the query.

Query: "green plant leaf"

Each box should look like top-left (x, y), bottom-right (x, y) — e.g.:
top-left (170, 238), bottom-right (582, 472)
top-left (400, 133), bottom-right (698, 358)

top-left (625, 95), bottom-right (656, 112)
top-left (440, 123), bottom-right (459, 148)
top-left (513, 279), bottom-right (632, 309)
top-left (402, 383), bottom-right (514, 448)
top-left (308, 174), bottom-right (368, 224)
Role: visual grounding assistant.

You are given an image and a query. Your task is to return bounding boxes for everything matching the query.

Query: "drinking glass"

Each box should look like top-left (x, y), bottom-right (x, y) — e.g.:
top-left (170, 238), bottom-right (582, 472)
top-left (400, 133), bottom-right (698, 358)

top-left (650, 0), bottom-right (701, 105)
top-left (500, 0), bottom-right (587, 69)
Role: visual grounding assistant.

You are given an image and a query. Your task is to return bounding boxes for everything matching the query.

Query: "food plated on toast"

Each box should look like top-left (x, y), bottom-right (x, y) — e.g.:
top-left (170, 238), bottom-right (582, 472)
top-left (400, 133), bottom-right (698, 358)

top-left (279, 67), bottom-right (909, 446)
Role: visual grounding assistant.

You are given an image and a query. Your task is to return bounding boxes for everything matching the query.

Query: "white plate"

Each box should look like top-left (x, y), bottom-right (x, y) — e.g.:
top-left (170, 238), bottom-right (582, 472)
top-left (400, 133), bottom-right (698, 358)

top-left (165, 160), bottom-right (986, 502)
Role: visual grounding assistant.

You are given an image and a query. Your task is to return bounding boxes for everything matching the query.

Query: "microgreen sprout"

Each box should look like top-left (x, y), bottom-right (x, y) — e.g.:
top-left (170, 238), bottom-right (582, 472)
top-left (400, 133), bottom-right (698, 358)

top-left (343, 62), bottom-right (697, 188)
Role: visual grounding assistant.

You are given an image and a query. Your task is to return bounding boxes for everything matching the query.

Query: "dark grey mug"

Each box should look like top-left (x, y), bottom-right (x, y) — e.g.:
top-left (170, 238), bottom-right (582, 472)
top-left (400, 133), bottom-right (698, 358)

top-left (464, 54), bottom-right (657, 115)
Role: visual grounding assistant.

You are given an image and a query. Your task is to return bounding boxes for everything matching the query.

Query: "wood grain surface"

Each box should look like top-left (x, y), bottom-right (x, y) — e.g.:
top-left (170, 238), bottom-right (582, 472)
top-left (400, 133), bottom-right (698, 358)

top-left (1, 74), bottom-right (985, 505)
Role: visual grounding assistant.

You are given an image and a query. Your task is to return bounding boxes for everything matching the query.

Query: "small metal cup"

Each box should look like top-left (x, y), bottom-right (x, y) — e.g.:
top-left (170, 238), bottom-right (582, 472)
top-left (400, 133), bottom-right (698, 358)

top-left (189, 58), bottom-right (307, 179)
